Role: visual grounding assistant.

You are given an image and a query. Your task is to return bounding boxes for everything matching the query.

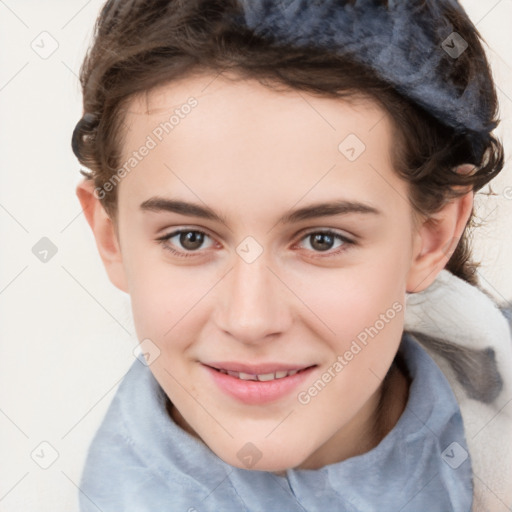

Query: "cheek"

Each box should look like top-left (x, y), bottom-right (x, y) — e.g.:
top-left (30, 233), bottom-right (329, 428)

top-left (294, 260), bottom-right (406, 340)
top-left (127, 257), bottom-right (218, 359)
top-left (295, 271), bottom-right (406, 420)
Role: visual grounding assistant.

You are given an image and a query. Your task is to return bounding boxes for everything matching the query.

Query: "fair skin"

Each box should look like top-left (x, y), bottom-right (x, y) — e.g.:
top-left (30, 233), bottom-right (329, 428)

top-left (77, 71), bottom-right (473, 473)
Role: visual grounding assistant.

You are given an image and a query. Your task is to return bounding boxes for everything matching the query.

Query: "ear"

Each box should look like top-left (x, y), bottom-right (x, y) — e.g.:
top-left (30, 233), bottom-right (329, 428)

top-left (406, 186), bottom-right (474, 293)
top-left (76, 179), bottom-right (129, 293)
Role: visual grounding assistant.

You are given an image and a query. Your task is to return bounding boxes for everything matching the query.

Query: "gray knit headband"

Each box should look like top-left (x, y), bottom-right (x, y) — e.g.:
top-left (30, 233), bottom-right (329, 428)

top-left (235, 0), bottom-right (497, 161)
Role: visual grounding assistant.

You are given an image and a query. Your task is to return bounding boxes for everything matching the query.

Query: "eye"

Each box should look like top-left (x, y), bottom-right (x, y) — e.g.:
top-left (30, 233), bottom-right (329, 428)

top-left (156, 229), bottom-right (215, 257)
top-left (296, 230), bottom-right (355, 256)
top-left (156, 228), bottom-right (355, 259)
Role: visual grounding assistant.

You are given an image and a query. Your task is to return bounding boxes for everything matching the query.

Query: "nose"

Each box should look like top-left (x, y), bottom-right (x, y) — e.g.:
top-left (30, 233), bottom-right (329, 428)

top-left (214, 253), bottom-right (292, 345)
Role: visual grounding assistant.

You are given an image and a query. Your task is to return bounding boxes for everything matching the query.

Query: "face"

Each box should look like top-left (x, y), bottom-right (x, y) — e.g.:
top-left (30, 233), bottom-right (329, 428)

top-left (107, 72), bottom-right (422, 472)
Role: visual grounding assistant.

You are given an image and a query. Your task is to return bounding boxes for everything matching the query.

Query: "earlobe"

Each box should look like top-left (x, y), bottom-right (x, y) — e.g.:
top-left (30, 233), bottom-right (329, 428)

top-left (76, 179), bottom-right (129, 293)
top-left (406, 189), bottom-right (474, 293)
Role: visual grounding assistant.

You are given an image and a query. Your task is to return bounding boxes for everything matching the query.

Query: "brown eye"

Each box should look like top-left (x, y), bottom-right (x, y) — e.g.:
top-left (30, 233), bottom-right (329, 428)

top-left (297, 230), bottom-right (355, 256)
top-left (309, 233), bottom-right (336, 252)
top-left (178, 231), bottom-right (205, 251)
top-left (157, 229), bottom-right (215, 257)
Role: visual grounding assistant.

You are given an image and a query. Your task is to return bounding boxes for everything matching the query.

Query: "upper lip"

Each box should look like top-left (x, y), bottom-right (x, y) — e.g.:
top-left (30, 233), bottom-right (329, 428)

top-left (203, 362), bottom-right (315, 374)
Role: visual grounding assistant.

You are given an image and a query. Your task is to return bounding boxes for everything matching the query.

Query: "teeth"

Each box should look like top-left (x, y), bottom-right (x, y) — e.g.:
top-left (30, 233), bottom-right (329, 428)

top-left (218, 368), bottom-right (303, 381)
top-left (239, 372), bottom-right (258, 381)
top-left (257, 373), bottom-right (276, 382)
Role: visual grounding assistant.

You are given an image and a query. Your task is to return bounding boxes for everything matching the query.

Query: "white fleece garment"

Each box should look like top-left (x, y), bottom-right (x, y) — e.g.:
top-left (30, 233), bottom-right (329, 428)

top-left (404, 270), bottom-right (512, 512)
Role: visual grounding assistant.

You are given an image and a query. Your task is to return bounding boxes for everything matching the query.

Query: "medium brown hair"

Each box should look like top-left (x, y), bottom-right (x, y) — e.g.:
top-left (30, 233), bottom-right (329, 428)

top-left (72, 0), bottom-right (504, 287)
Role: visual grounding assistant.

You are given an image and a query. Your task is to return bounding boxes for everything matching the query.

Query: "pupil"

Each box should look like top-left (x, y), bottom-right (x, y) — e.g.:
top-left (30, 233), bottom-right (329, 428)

top-left (312, 233), bottom-right (333, 251)
top-left (181, 231), bottom-right (203, 250)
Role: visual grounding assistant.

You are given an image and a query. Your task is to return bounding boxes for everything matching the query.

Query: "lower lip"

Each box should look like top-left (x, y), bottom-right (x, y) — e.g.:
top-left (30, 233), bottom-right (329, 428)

top-left (203, 365), bottom-right (316, 405)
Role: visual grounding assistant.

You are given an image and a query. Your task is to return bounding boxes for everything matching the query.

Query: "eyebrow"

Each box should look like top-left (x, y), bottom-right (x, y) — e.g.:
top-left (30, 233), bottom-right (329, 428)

top-left (139, 197), bottom-right (382, 224)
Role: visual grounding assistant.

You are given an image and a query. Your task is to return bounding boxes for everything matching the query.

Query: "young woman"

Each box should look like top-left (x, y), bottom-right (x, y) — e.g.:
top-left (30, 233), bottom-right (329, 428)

top-left (72, 1), bottom-right (512, 510)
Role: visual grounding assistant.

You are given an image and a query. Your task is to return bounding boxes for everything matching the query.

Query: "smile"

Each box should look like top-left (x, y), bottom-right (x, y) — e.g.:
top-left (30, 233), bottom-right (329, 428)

top-left (203, 362), bottom-right (317, 405)
top-left (212, 368), bottom-right (303, 381)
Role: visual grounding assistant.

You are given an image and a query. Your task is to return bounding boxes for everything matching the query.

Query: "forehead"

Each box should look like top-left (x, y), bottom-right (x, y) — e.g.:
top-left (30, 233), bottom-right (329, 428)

top-left (117, 71), bottom-right (404, 220)
top-left (122, 71), bottom-right (391, 144)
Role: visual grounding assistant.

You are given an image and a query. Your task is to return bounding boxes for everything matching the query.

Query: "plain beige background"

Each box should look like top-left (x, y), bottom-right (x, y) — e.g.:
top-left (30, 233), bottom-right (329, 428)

top-left (0, 0), bottom-right (511, 510)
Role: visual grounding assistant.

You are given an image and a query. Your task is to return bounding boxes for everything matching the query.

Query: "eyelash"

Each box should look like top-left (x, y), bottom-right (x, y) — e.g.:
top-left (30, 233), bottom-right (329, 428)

top-left (156, 228), bottom-right (356, 259)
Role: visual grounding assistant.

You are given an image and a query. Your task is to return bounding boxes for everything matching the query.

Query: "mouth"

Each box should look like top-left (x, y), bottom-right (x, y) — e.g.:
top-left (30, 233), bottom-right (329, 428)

top-left (202, 362), bottom-right (318, 405)
top-left (206, 365), bottom-right (315, 382)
